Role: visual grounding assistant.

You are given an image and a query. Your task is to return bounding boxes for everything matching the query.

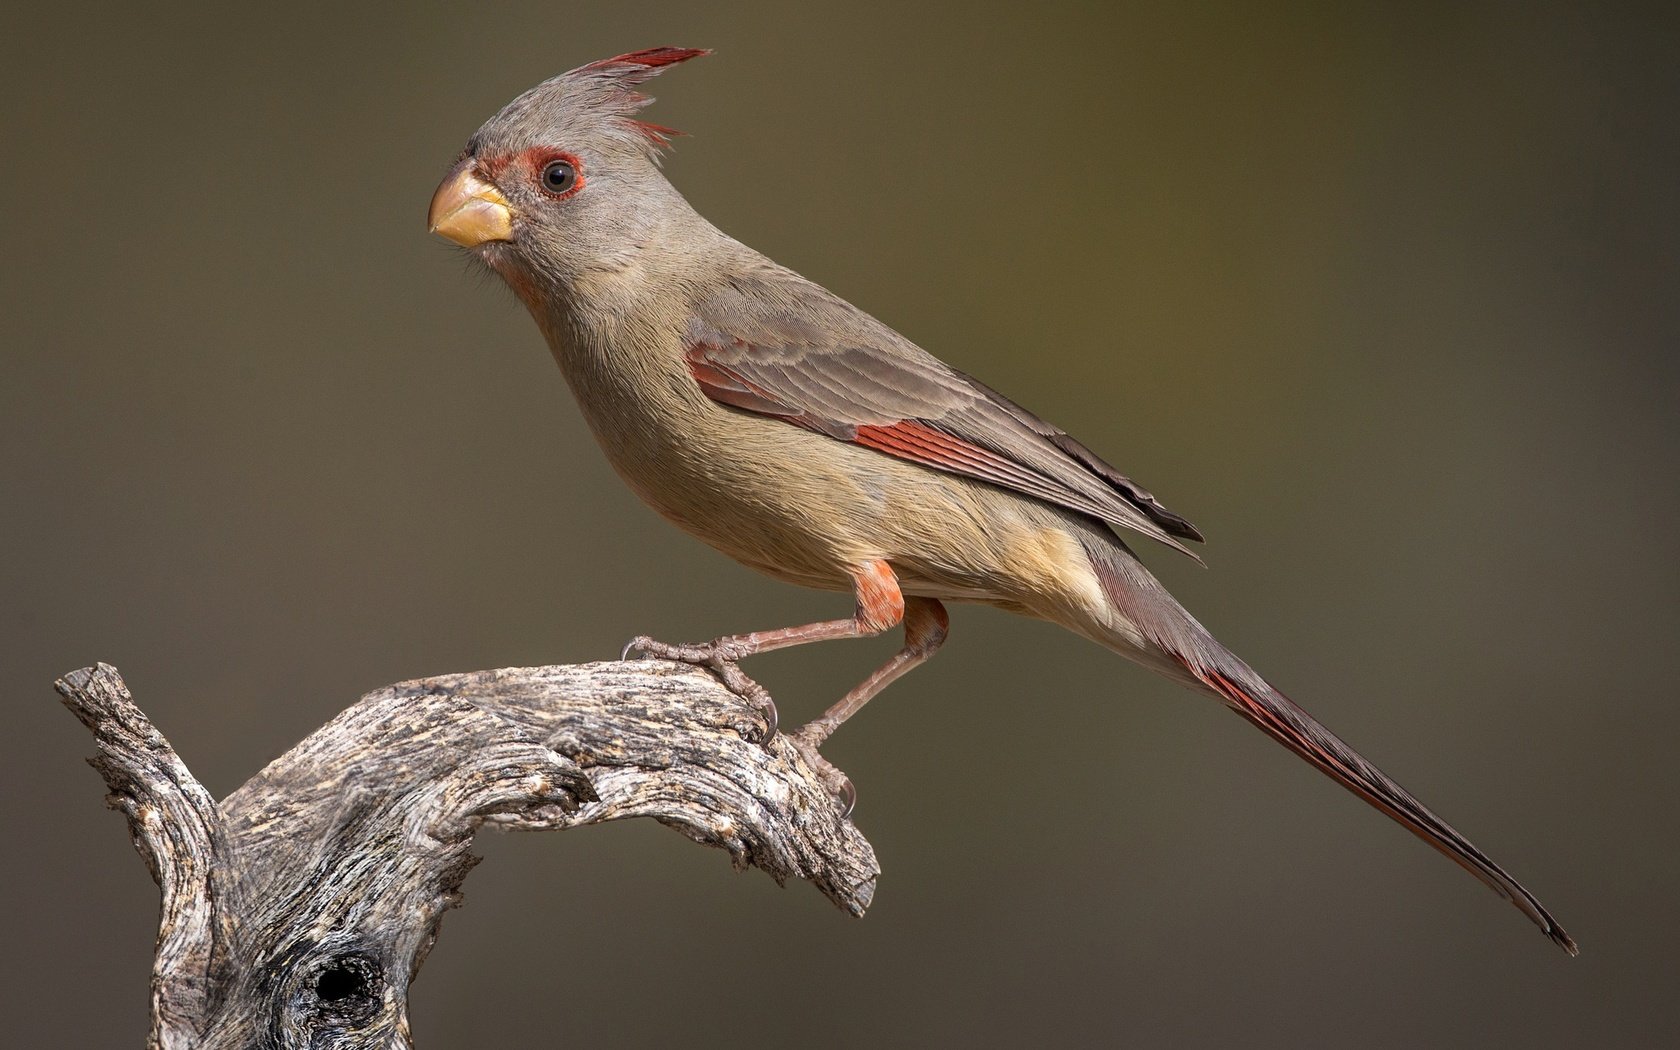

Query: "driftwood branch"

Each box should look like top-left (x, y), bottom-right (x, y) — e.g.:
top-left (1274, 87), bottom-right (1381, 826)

top-left (54, 661), bottom-right (878, 1049)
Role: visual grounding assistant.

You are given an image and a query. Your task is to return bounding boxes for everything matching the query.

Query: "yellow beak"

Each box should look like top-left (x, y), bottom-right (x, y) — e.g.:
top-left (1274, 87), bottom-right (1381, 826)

top-left (428, 160), bottom-right (513, 247)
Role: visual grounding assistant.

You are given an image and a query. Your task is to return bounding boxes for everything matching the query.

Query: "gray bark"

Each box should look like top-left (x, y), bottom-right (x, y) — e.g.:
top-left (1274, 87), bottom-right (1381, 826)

top-left (54, 661), bottom-right (878, 1049)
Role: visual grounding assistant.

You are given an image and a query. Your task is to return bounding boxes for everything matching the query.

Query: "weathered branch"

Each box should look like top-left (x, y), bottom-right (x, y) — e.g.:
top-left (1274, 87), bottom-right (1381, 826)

top-left (54, 661), bottom-right (878, 1049)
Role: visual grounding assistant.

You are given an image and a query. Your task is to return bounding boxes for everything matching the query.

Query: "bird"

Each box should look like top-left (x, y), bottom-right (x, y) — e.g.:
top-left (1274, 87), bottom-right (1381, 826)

top-left (427, 46), bottom-right (1575, 955)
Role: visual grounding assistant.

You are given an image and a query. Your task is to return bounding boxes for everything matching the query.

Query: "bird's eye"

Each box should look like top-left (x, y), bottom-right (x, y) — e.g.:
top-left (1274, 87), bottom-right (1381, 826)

top-left (540, 159), bottom-right (578, 195)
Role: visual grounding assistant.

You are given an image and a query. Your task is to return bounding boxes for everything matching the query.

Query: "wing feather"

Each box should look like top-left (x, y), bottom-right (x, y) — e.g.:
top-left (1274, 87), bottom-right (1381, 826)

top-left (685, 275), bottom-right (1204, 557)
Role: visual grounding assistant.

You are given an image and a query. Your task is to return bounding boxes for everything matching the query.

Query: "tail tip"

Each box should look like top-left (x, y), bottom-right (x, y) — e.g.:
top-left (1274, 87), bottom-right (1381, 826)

top-left (1548, 925), bottom-right (1580, 957)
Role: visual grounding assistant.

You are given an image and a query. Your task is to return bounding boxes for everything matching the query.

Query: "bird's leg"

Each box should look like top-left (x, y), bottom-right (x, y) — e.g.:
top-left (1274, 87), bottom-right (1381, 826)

top-left (786, 596), bottom-right (949, 812)
top-left (790, 596), bottom-right (949, 750)
top-left (623, 560), bottom-right (908, 748)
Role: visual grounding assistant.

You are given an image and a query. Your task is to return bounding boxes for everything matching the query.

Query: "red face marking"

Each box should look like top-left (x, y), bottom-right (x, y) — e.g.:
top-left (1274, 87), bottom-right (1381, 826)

top-left (473, 150), bottom-right (513, 181)
top-left (475, 149), bottom-right (587, 201)
top-left (524, 148), bottom-right (586, 200)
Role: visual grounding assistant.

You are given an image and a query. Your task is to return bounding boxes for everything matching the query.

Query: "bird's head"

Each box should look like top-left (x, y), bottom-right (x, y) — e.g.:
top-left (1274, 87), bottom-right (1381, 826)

top-left (428, 47), bottom-right (710, 300)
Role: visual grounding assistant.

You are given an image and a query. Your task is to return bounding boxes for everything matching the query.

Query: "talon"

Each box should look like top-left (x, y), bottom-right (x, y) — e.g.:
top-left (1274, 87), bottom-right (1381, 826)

top-left (786, 725), bottom-right (855, 814)
top-left (620, 634), bottom-right (704, 664)
top-left (754, 693), bottom-right (779, 743)
top-left (836, 774), bottom-right (857, 818)
top-left (708, 658), bottom-right (778, 742)
top-left (625, 634), bottom-right (779, 742)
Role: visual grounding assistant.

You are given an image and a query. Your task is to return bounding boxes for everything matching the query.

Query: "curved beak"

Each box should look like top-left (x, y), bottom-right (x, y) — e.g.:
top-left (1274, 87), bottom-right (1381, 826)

top-left (428, 159), bottom-right (513, 247)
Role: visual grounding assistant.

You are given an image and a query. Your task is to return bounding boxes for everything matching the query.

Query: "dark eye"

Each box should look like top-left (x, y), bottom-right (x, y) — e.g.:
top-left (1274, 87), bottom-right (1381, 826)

top-left (541, 159), bottom-right (578, 195)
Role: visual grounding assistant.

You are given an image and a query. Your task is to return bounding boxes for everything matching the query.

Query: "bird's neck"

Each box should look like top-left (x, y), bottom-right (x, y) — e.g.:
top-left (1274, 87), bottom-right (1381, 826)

top-left (535, 204), bottom-right (725, 336)
top-left (525, 218), bottom-right (747, 419)
top-left (532, 202), bottom-right (759, 357)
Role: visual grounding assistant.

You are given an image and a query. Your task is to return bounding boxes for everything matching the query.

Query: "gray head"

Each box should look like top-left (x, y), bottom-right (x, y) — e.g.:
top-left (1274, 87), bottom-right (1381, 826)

top-left (428, 48), bottom-right (710, 295)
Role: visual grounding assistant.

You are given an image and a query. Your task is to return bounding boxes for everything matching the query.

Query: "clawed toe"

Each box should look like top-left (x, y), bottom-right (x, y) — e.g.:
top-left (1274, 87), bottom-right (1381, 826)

top-left (621, 636), bottom-right (856, 813)
top-left (708, 660), bottom-right (778, 742)
top-left (787, 725), bottom-right (856, 817)
top-left (833, 774), bottom-right (856, 817)
top-left (622, 635), bottom-right (714, 664)
top-left (621, 635), bottom-right (778, 744)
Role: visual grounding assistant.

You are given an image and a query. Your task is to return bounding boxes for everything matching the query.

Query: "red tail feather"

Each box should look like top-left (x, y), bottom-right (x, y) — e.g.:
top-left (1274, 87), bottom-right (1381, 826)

top-left (1180, 657), bottom-right (1578, 955)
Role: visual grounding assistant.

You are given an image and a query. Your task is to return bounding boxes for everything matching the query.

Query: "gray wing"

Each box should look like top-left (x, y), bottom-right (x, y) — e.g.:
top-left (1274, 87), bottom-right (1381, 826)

top-left (685, 273), bottom-right (1204, 559)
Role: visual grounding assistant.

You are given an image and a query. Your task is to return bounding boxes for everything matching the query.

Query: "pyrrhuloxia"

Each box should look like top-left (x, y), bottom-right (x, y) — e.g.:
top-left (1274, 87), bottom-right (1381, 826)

top-left (428, 47), bottom-right (1574, 953)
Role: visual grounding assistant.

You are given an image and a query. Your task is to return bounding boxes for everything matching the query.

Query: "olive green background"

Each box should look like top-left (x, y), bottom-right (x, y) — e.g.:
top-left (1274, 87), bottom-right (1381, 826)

top-left (4, 2), bottom-right (1676, 1046)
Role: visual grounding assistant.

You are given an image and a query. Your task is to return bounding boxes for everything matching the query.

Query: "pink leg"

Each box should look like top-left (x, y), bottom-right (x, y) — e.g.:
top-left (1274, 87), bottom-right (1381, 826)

top-left (624, 561), bottom-right (949, 810)
top-left (627, 559), bottom-right (907, 657)
top-left (792, 595), bottom-right (949, 748)
top-left (785, 595), bottom-right (948, 813)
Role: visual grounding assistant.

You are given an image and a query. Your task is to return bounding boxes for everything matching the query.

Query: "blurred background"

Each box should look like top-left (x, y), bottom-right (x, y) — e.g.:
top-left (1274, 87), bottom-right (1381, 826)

top-left (4, 1), bottom-right (1676, 1046)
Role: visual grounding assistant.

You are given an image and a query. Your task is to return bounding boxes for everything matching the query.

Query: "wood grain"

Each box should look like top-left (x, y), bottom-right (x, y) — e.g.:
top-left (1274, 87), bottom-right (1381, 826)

top-left (55, 661), bottom-right (877, 1049)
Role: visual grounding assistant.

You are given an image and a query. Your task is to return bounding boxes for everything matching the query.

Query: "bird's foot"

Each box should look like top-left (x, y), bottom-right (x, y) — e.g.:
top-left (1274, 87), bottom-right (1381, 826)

top-left (622, 635), bottom-right (778, 744)
top-left (786, 722), bottom-right (857, 817)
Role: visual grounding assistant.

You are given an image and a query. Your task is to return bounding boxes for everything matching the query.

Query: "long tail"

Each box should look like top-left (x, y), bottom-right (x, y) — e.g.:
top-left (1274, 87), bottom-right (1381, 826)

top-left (1083, 538), bottom-right (1577, 955)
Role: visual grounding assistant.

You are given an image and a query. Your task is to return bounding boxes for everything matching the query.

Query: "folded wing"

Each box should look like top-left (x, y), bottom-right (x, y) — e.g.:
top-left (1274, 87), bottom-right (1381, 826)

top-left (685, 276), bottom-right (1204, 557)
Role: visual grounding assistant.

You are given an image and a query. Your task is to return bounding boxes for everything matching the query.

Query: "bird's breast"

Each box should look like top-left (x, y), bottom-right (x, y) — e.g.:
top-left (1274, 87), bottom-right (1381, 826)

top-left (539, 314), bottom-right (1120, 622)
top-left (541, 320), bottom-right (867, 589)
